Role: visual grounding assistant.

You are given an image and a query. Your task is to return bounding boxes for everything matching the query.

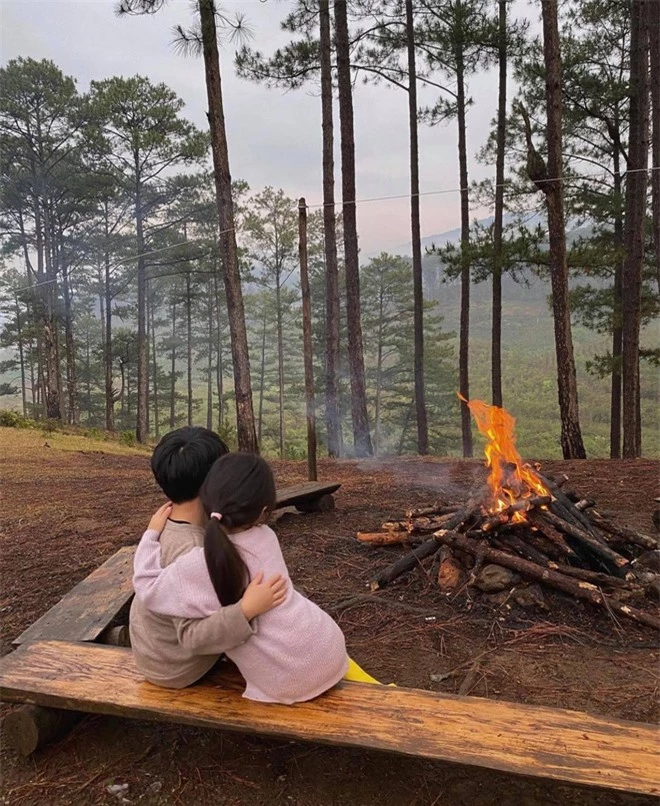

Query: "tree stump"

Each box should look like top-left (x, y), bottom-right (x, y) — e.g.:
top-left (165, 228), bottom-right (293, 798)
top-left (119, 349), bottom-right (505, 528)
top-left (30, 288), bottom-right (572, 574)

top-left (3, 705), bottom-right (82, 756)
top-left (296, 494), bottom-right (335, 514)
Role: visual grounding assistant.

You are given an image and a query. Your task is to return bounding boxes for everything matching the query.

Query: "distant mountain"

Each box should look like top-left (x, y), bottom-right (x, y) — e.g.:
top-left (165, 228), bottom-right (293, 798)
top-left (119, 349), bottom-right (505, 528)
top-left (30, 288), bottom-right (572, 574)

top-left (393, 212), bottom-right (596, 256)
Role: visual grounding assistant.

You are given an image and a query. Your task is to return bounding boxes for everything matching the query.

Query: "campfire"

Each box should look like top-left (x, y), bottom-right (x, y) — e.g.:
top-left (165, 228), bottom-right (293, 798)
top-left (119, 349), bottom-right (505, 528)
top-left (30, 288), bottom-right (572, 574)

top-left (359, 398), bottom-right (660, 630)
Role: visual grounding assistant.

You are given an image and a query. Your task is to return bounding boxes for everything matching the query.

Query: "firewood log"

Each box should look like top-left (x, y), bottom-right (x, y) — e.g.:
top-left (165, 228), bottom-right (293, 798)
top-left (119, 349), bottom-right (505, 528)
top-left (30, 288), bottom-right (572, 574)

top-left (356, 532), bottom-right (422, 546)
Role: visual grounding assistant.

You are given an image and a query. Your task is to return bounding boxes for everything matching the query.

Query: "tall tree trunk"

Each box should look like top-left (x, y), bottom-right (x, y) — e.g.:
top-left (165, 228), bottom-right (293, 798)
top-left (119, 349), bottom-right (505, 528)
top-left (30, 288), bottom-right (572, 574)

top-left (258, 302), bottom-right (267, 444)
top-left (334, 0), bottom-right (373, 457)
top-left (276, 273), bottom-right (285, 458)
top-left (650, 0), bottom-right (660, 293)
top-left (104, 203), bottom-right (115, 432)
top-left (213, 271), bottom-right (224, 431)
top-left (610, 154), bottom-right (624, 458)
top-left (150, 287), bottom-right (159, 439)
top-left (622, 0), bottom-right (650, 458)
top-left (320, 0), bottom-right (341, 458)
top-left (169, 295), bottom-right (177, 430)
top-left (206, 281), bottom-right (214, 431)
top-left (491, 0), bottom-right (507, 408)
top-left (406, 0), bottom-right (428, 455)
top-left (298, 198), bottom-right (318, 481)
top-left (40, 203), bottom-right (61, 421)
top-left (186, 270), bottom-right (193, 426)
top-left (85, 327), bottom-right (92, 421)
top-left (374, 268), bottom-right (385, 456)
top-left (15, 297), bottom-right (27, 417)
top-left (541, 0), bottom-right (586, 459)
top-left (455, 4), bottom-right (473, 457)
top-left (134, 175), bottom-right (148, 442)
top-left (61, 260), bottom-right (77, 425)
top-left (199, 0), bottom-right (258, 453)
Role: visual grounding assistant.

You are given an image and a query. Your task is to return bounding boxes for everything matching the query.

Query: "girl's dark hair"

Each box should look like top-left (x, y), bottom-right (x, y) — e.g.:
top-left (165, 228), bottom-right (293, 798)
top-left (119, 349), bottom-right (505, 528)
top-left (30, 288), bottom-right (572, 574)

top-left (200, 452), bottom-right (277, 606)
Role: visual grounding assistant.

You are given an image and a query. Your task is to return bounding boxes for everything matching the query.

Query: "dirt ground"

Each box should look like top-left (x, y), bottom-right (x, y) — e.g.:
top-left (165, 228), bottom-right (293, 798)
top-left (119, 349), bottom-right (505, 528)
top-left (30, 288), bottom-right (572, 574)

top-left (1, 430), bottom-right (659, 806)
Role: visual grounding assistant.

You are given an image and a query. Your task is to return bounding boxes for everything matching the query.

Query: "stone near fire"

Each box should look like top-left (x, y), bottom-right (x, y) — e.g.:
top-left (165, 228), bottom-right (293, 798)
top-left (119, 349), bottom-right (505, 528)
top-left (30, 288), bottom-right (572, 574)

top-left (474, 564), bottom-right (517, 593)
top-left (634, 550), bottom-right (660, 573)
top-left (646, 579), bottom-right (660, 602)
top-left (513, 584), bottom-right (547, 610)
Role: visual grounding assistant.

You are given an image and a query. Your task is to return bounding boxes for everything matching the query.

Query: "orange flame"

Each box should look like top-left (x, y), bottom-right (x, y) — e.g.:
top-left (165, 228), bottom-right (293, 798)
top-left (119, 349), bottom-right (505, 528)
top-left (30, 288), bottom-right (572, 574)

top-left (459, 394), bottom-right (549, 519)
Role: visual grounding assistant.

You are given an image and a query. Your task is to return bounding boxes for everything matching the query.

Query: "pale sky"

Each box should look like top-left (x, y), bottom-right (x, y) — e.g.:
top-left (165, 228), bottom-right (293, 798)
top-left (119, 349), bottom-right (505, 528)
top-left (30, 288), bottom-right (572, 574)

top-left (0, 0), bottom-right (535, 255)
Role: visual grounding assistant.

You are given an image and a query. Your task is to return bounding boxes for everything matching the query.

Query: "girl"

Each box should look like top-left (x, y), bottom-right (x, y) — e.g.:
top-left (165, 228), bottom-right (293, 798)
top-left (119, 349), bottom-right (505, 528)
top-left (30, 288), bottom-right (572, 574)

top-left (133, 452), bottom-right (381, 704)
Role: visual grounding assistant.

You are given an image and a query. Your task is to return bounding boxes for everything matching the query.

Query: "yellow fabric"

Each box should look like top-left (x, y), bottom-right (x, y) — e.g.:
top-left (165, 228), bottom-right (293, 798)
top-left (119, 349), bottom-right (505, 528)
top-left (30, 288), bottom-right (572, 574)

top-left (343, 657), bottom-right (382, 685)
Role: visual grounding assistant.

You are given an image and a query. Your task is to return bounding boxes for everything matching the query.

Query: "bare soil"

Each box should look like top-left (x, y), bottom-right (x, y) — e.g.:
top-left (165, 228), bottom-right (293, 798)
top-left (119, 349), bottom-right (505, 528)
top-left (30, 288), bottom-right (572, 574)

top-left (1, 433), bottom-right (658, 806)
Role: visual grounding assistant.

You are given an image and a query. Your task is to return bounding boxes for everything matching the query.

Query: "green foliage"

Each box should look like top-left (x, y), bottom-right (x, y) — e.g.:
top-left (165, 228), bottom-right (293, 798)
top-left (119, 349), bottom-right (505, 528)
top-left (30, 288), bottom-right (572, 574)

top-left (0, 410), bottom-right (35, 429)
top-left (119, 430), bottom-right (137, 447)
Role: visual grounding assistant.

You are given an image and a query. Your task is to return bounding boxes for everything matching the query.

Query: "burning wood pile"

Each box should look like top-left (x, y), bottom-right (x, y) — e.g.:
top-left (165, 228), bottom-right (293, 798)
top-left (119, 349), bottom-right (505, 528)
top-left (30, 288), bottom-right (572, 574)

top-left (359, 399), bottom-right (660, 631)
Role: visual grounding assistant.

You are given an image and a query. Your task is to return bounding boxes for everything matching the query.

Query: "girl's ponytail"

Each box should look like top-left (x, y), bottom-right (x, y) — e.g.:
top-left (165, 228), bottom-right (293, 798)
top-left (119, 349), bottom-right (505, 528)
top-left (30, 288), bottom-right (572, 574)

top-left (203, 518), bottom-right (249, 606)
top-left (200, 452), bottom-right (277, 606)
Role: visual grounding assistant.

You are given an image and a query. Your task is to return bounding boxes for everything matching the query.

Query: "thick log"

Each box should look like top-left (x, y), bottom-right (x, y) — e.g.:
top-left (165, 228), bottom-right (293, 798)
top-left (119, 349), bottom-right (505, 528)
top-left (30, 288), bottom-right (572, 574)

top-left (99, 625), bottom-right (131, 647)
top-left (435, 532), bottom-right (660, 631)
top-left (588, 510), bottom-right (660, 551)
top-left (436, 546), bottom-right (463, 591)
top-left (538, 510), bottom-right (631, 571)
top-left (546, 562), bottom-right (640, 590)
top-left (357, 532), bottom-right (422, 546)
top-left (2, 704), bottom-right (82, 756)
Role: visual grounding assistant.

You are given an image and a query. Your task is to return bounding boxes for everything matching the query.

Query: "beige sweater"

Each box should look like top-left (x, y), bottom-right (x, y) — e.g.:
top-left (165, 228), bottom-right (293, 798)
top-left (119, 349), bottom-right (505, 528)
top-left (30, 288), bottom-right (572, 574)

top-left (129, 520), bottom-right (255, 689)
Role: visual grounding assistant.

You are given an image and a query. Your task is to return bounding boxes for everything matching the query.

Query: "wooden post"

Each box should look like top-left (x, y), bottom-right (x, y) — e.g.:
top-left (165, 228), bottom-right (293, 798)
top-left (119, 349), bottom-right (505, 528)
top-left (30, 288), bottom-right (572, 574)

top-left (298, 197), bottom-right (318, 481)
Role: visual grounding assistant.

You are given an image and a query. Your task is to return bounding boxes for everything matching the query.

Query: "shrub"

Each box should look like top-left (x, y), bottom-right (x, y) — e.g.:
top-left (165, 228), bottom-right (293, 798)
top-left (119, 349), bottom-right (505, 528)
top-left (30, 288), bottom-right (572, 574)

top-left (119, 430), bottom-right (137, 447)
top-left (0, 410), bottom-right (36, 429)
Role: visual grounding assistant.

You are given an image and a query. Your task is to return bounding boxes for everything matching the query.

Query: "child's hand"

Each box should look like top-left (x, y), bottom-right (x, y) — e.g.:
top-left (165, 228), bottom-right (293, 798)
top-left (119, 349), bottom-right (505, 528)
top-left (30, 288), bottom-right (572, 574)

top-left (240, 572), bottom-right (287, 621)
top-left (147, 502), bottom-right (173, 535)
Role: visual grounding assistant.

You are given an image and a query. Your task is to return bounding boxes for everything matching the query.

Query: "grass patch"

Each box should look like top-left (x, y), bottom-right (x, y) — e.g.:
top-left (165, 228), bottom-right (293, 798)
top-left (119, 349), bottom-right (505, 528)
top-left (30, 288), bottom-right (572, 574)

top-left (0, 426), bottom-right (151, 459)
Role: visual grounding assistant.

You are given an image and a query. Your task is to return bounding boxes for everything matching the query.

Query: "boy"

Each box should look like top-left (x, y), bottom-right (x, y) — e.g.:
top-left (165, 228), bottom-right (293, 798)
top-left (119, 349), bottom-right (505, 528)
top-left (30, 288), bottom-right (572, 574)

top-left (130, 426), bottom-right (284, 688)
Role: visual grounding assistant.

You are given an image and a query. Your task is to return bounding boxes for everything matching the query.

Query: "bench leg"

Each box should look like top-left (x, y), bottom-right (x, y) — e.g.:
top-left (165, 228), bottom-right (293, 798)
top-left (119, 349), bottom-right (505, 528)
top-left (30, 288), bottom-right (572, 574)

top-left (296, 494), bottom-right (335, 514)
top-left (99, 625), bottom-right (131, 647)
top-left (3, 705), bottom-right (82, 756)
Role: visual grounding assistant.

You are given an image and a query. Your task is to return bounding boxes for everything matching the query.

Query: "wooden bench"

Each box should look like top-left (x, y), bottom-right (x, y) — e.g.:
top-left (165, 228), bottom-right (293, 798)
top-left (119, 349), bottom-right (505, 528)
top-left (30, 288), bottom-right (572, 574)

top-left (1, 640), bottom-right (658, 796)
top-left (12, 546), bottom-right (135, 648)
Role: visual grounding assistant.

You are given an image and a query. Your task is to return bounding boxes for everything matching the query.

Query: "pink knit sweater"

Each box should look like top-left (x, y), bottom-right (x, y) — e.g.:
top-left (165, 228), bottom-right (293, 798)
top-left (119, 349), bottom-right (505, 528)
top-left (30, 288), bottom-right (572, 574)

top-left (133, 524), bottom-right (348, 704)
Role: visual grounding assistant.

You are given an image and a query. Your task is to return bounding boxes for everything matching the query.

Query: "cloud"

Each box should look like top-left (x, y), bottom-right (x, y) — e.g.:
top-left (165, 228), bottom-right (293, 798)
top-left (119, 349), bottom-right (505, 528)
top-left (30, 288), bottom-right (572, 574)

top-left (2, 0), bottom-right (510, 255)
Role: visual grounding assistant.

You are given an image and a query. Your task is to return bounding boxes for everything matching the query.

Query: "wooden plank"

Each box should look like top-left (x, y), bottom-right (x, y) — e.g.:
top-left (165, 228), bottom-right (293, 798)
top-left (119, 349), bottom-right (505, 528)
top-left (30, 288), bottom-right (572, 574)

top-left (1, 641), bottom-right (658, 795)
top-left (12, 547), bottom-right (135, 647)
top-left (275, 482), bottom-right (340, 509)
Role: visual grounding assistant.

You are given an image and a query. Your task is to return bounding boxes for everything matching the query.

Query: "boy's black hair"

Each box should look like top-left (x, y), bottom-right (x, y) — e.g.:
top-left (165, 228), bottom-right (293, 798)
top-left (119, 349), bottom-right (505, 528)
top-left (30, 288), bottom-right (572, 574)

top-left (151, 427), bottom-right (229, 503)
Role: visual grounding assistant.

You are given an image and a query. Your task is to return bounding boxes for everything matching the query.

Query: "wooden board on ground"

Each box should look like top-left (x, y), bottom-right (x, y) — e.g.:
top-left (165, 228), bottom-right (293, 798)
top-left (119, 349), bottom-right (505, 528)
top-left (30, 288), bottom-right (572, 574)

top-left (275, 482), bottom-right (340, 511)
top-left (12, 547), bottom-right (135, 647)
top-left (1, 641), bottom-right (658, 796)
